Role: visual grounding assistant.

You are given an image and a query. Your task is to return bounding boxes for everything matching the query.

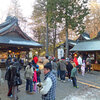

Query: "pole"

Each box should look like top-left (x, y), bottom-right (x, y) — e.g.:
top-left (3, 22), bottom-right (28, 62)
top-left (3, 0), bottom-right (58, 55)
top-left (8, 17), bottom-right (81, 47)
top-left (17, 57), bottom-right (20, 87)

top-left (46, 19), bottom-right (49, 56)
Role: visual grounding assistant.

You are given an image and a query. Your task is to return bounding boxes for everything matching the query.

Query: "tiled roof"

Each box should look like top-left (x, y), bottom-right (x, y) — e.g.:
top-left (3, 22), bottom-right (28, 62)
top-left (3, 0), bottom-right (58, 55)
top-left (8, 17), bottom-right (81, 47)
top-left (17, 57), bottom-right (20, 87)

top-left (70, 40), bottom-right (100, 51)
top-left (0, 16), bottom-right (43, 47)
top-left (0, 35), bottom-right (42, 47)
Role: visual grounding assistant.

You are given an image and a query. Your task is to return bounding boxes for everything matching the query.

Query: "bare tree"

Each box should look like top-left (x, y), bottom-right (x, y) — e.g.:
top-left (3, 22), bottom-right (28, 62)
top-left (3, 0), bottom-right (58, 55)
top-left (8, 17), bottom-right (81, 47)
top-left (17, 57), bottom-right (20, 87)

top-left (85, 1), bottom-right (100, 38)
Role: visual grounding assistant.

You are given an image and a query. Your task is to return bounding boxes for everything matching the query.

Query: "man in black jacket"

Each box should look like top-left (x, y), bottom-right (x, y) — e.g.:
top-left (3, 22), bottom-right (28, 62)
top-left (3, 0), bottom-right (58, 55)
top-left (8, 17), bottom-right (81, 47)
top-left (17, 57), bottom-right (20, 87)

top-left (66, 61), bottom-right (73, 81)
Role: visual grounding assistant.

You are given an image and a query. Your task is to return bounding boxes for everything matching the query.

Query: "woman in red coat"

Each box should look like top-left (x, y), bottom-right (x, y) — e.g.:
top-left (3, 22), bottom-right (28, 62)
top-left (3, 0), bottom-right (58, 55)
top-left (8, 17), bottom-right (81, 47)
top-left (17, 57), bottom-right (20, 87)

top-left (33, 55), bottom-right (38, 64)
top-left (73, 54), bottom-right (78, 66)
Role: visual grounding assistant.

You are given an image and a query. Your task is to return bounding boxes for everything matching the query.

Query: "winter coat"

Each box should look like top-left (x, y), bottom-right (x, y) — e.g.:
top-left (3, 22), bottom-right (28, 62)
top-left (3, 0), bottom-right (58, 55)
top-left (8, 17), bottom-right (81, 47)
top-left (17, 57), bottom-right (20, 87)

top-left (36, 69), bottom-right (41, 77)
top-left (66, 62), bottom-right (73, 72)
top-left (78, 56), bottom-right (82, 65)
top-left (10, 65), bottom-right (21, 86)
top-left (24, 65), bottom-right (34, 80)
top-left (13, 61), bottom-right (21, 72)
top-left (5, 67), bottom-right (11, 81)
top-left (5, 57), bottom-right (12, 70)
top-left (33, 70), bottom-right (37, 83)
top-left (52, 62), bottom-right (58, 71)
top-left (33, 56), bottom-right (38, 64)
top-left (86, 58), bottom-right (91, 65)
top-left (40, 71), bottom-right (56, 100)
top-left (58, 59), bottom-right (66, 71)
top-left (71, 67), bottom-right (77, 78)
top-left (73, 57), bottom-right (78, 66)
top-left (43, 59), bottom-right (49, 66)
top-left (81, 63), bottom-right (85, 72)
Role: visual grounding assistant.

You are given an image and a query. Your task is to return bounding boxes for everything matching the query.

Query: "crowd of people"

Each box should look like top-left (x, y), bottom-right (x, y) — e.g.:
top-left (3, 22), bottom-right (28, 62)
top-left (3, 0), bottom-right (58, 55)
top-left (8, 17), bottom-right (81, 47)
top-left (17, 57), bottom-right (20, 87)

top-left (5, 56), bottom-right (22, 100)
top-left (4, 53), bottom-right (92, 100)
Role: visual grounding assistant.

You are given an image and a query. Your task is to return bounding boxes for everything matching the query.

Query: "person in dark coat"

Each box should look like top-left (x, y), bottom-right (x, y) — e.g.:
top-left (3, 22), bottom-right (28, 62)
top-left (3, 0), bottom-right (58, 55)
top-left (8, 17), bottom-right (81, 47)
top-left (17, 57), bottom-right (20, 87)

top-left (10, 64), bottom-right (21, 100)
top-left (5, 57), bottom-right (12, 70)
top-left (13, 58), bottom-right (21, 72)
top-left (5, 62), bottom-right (13, 97)
top-left (66, 60), bottom-right (73, 81)
top-left (13, 58), bottom-right (22, 93)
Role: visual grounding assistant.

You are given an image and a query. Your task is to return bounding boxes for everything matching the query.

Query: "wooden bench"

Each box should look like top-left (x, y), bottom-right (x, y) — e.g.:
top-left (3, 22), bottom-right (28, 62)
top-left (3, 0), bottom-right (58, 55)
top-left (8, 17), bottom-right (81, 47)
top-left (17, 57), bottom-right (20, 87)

top-left (92, 64), bottom-right (100, 71)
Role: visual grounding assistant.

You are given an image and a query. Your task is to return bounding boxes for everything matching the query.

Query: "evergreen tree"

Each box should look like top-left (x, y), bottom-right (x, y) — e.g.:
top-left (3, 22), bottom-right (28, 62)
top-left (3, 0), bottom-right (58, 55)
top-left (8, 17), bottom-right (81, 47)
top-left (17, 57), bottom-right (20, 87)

top-left (56, 0), bottom-right (89, 57)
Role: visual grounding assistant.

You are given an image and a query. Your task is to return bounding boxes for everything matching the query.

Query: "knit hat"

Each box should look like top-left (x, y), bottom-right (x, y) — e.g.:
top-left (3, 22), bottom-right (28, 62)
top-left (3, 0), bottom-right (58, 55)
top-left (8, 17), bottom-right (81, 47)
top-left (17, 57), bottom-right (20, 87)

top-left (36, 65), bottom-right (39, 68)
top-left (44, 62), bottom-right (52, 71)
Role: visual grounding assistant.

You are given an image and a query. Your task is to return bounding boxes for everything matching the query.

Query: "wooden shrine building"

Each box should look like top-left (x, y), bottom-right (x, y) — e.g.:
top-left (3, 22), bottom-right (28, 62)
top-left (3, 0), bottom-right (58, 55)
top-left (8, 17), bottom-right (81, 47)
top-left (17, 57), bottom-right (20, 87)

top-left (70, 32), bottom-right (100, 70)
top-left (0, 16), bottom-right (42, 67)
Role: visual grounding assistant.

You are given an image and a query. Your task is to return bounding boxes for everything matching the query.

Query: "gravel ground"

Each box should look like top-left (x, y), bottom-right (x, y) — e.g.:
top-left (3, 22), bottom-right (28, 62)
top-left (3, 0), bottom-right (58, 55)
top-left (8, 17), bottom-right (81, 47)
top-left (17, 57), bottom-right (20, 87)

top-left (1, 68), bottom-right (100, 100)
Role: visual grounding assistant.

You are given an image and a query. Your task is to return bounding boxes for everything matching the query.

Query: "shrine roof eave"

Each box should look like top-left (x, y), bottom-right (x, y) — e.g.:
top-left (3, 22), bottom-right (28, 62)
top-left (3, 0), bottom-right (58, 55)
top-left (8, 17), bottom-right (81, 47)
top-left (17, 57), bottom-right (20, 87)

top-left (0, 43), bottom-right (43, 48)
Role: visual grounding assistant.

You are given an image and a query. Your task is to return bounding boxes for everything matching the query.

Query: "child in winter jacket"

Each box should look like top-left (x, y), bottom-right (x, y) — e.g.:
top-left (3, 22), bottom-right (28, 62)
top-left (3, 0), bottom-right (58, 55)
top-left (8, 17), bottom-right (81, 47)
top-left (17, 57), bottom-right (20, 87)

top-left (81, 60), bottom-right (85, 76)
top-left (71, 63), bottom-right (78, 88)
top-left (33, 68), bottom-right (37, 92)
top-left (36, 65), bottom-right (41, 83)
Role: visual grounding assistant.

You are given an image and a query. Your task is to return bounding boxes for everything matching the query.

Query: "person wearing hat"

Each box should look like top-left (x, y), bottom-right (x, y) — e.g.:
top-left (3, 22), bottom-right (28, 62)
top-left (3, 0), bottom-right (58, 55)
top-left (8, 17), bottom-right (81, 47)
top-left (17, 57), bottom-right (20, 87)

top-left (51, 59), bottom-right (58, 76)
top-left (43, 56), bottom-right (49, 66)
top-left (38, 62), bottom-right (57, 100)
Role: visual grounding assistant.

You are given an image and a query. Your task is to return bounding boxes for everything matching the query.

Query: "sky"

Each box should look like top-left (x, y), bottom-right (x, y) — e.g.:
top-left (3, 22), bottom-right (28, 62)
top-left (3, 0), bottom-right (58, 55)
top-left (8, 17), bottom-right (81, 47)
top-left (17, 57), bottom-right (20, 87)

top-left (0, 0), bottom-right (35, 22)
top-left (0, 0), bottom-right (100, 21)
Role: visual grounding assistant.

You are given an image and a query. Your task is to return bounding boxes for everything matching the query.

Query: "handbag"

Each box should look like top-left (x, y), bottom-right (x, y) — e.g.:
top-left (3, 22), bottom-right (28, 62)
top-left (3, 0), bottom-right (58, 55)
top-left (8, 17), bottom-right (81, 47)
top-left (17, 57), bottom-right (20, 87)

top-left (13, 76), bottom-right (22, 86)
top-left (16, 77), bottom-right (22, 85)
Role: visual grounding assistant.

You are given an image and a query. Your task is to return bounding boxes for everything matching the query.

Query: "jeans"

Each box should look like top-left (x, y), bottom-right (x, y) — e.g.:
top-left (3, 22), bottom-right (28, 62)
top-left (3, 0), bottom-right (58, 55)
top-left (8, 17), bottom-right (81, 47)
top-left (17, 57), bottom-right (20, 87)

top-left (77, 65), bottom-right (81, 73)
top-left (37, 76), bottom-right (41, 83)
top-left (71, 77), bottom-right (77, 87)
top-left (7, 81), bottom-right (12, 96)
top-left (12, 86), bottom-right (17, 100)
top-left (57, 70), bottom-right (60, 78)
top-left (33, 82), bottom-right (37, 92)
top-left (60, 71), bottom-right (65, 80)
top-left (68, 71), bottom-right (71, 79)
top-left (26, 79), bottom-right (33, 92)
top-left (87, 65), bottom-right (91, 72)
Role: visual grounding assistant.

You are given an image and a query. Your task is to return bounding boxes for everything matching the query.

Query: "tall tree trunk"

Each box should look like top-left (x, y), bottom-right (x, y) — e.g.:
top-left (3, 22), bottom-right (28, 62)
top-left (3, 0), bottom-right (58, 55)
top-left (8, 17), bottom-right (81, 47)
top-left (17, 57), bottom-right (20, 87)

top-left (46, 1), bottom-right (49, 56)
top-left (53, 21), bottom-right (56, 57)
top-left (46, 18), bottom-right (49, 56)
top-left (65, 19), bottom-right (69, 58)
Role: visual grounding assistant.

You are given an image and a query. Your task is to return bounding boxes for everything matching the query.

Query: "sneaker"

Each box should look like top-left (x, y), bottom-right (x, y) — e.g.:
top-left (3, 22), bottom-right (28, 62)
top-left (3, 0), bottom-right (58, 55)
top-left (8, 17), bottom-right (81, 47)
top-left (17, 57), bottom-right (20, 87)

top-left (8, 94), bottom-right (13, 98)
top-left (68, 79), bottom-right (70, 81)
top-left (16, 96), bottom-right (19, 100)
top-left (70, 79), bottom-right (72, 82)
top-left (74, 86), bottom-right (79, 88)
top-left (76, 86), bottom-right (79, 88)
top-left (57, 78), bottom-right (60, 81)
top-left (33, 90), bottom-right (36, 93)
top-left (62, 80), bottom-right (66, 83)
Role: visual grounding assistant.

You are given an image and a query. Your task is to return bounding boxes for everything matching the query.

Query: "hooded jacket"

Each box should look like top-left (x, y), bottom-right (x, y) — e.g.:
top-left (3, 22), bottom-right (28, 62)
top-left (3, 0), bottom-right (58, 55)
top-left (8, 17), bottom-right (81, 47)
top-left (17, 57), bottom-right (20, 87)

top-left (59, 59), bottom-right (66, 71)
